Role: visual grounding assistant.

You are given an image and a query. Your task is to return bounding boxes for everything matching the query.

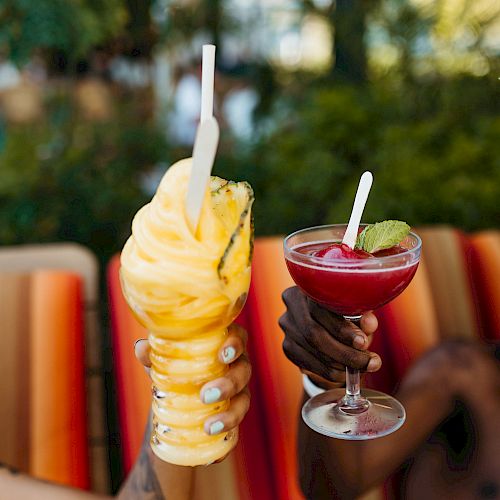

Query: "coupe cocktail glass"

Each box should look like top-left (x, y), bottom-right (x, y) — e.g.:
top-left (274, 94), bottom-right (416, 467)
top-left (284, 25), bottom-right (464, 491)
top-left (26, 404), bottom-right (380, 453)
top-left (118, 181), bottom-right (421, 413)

top-left (284, 224), bottom-right (421, 439)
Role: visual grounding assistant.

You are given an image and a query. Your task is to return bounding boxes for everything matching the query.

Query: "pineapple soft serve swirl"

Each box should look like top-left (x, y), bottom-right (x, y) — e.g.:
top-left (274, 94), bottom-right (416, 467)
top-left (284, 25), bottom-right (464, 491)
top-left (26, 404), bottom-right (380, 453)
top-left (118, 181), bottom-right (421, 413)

top-left (120, 158), bottom-right (254, 466)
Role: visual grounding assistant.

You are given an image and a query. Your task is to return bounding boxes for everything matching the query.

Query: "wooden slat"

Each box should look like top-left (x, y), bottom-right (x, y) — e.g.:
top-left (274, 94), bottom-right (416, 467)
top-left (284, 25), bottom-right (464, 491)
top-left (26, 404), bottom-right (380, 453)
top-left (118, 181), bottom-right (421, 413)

top-left (376, 256), bottom-right (440, 382)
top-left (0, 273), bottom-right (31, 472)
top-left (469, 231), bottom-right (500, 340)
top-left (418, 227), bottom-right (479, 340)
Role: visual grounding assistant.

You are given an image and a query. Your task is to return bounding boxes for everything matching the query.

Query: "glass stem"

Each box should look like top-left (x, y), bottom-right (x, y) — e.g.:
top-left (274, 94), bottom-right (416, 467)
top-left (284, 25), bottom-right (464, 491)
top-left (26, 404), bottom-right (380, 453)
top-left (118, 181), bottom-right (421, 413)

top-left (343, 315), bottom-right (367, 410)
top-left (346, 366), bottom-right (361, 403)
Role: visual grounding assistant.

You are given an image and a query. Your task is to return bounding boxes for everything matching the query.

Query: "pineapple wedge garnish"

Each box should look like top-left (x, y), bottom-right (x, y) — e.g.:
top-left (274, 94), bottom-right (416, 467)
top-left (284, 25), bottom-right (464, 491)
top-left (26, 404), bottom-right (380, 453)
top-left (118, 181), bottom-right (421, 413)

top-left (211, 177), bottom-right (254, 292)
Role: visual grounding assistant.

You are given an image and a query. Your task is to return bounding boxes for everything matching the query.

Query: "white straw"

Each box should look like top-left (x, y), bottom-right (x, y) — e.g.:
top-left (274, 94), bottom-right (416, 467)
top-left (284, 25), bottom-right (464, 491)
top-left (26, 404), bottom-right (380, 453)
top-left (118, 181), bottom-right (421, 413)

top-left (185, 45), bottom-right (219, 232)
top-left (342, 171), bottom-right (373, 249)
top-left (200, 45), bottom-right (216, 122)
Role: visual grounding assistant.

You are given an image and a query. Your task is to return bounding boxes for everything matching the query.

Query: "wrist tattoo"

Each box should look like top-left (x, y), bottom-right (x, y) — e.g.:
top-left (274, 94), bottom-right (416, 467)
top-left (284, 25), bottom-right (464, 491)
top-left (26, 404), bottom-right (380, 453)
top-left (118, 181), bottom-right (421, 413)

top-left (122, 417), bottom-right (166, 500)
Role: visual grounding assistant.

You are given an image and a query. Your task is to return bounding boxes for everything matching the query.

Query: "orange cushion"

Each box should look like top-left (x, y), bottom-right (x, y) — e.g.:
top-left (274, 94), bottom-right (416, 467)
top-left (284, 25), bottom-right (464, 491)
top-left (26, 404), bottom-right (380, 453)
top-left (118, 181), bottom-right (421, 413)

top-left (107, 227), bottom-right (500, 499)
top-left (372, 227), bottom-right (481, 386)
top-left (0, 271), bottom-right (89, 489)
top-left (244, 238), bottom-right (304, 500)
top-left (469, 231), bottom-right (500, 341)
top-left (107, 255), bottom-right (150, 473)
top-left (373, 257), bottom-right (440, 387)
top-left (30, 271), bottom-right (89, 488)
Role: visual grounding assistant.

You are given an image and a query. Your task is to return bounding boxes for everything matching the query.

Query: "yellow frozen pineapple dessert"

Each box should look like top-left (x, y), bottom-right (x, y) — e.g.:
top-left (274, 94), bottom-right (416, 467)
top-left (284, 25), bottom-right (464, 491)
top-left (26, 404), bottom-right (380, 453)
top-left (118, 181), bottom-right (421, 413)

top-left (120, 158), bottom-right (254, 466)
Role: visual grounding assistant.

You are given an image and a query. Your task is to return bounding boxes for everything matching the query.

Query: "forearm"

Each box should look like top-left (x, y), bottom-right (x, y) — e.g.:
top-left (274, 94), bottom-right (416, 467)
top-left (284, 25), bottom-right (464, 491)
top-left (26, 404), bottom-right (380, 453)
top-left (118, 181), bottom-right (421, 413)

top-left (117, 443), bottom-right (194, 500)
top-left (0, 418), bottom-right (195, 500)
top-left (0, 464), bottom-right (110, 500)
top-left (0, 454), bottom-right (192, 500)
top-left (117, 416), bottom-right (195, 500)
top-left (298, 379), bottom-right (455, 498)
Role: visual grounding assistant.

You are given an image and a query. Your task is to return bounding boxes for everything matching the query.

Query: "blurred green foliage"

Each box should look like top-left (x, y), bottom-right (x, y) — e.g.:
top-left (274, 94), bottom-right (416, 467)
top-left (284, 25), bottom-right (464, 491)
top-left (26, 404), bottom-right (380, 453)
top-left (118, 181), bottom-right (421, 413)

top-left (0, 0), bottom-right (128, 65)
top-left (0, 0), bottom-right (498, 268)
top-left (1, 74), bottom-right (498, 264)
top-left (0, 91), bottom-right (166, 263)
top-left (215, 75), bottom-right (500, 236)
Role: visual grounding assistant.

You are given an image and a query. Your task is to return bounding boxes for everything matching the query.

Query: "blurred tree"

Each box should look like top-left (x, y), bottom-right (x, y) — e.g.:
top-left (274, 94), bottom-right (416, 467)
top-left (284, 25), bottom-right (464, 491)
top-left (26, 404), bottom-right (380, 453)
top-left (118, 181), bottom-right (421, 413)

top-left (157, 0), bottom-right (238, 53)
top-left (0, 0), bottom-right (128, 68)
top-left (367, 0), bottom-right (500, 81)
top-left (0, 0), bottom-right (499, 259)
top-left (331, 0), bottom-right (369, 82)
top-left (299, 0), bottom-right (382, 82)
top-left (0, 92), bottom-right (168, 264)
top-left (121, 0), bottom-right (157, 57)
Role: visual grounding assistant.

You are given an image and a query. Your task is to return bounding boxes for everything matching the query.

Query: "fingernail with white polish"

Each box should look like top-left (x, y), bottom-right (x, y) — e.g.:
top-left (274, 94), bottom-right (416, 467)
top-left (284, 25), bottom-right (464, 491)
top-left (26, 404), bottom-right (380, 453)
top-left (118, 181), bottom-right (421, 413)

top-left (203, 387), bottom-right (221, 404)
top-left (222, 346), bottom-right (236, 364)
top-left (209, 421), bottom-right (224, 435)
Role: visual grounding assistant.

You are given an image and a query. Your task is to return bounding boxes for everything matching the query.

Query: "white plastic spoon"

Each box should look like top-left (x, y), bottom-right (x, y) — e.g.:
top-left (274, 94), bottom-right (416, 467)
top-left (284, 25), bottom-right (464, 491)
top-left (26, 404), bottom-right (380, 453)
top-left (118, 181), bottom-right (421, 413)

top-left (185, 116), bottom-right (220, 232)
top-left (342, 171), bottom-right (373, 249)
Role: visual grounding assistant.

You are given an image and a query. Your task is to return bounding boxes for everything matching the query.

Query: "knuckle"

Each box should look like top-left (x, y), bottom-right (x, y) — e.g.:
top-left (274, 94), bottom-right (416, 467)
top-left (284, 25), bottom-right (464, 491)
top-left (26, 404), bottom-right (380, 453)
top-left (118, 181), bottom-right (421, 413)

top-left (278, 314), bottom-right (288, 332)
top-left (238, 393), bottom-right (251, 419)
top-left (306, 296), bottom-right (319, 314)
top-left (224, 376), bottom-right (237, 396)
top-left (340, 350), bottom-right (367, 370)
top-left (234, 359), bottom-right (251, 390)
top-left (281, 287), bottom-right (294, 304)
top-left (337, 325), bottom-right (354, 342)
top-left (282, 340), bottom-right (306, 370)
top-left (308, 325), bottom-right (325, 347)
top-left (231, 362), bottom-right (249, 389)
top-left (282, 338), bottom-right (294, 358)
top-left (229, 322), bottom-right (243, 337)
top-left (240, 326), bottom-right (249, 343)
top-left (224, 414), bottom-right (238, 430)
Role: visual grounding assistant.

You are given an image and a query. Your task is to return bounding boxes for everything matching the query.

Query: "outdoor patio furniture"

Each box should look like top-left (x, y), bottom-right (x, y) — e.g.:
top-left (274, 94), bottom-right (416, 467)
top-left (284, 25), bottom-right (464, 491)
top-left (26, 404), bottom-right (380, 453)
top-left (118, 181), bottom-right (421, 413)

top-left (108, 226), bottom-right (500, 499)
top-left (0, 243), bottom-right (108, 493)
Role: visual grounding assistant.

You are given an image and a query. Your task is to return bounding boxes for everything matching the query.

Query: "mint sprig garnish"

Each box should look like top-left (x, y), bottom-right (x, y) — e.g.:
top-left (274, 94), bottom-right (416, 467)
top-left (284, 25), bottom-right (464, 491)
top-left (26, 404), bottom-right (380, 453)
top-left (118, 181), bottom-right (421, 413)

top-left (355, 220), bottom-right (410, 253)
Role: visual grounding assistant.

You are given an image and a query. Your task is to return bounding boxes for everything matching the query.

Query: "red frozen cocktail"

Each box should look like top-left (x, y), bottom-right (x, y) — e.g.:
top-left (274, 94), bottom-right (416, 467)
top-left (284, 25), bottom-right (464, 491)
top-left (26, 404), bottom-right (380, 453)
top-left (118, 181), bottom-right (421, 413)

top-left (283, 223), bottom-right (421, 439)
top-left (286, 240), bottom-right (419, 316)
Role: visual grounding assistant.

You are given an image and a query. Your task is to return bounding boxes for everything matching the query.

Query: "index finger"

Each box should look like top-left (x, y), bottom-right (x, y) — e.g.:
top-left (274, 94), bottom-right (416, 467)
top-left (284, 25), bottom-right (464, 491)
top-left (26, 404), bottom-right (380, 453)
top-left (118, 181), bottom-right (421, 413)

top-left (307, 298), bottom-right (369, 349)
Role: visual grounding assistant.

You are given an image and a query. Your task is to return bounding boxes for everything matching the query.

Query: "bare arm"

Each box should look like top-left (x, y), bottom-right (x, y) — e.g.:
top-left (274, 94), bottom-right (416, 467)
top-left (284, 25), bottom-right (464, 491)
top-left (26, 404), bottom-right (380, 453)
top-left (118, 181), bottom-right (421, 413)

top-left (0, 464), bottom-right (110, 500)
top-left (0, 418), bottom-right (192, 500)
top-left (297, 340), bottom-right (500, 499)
top-left (117, 416), bottom-right (194, 500)
top-left (0, 324), bottom-right (251, 500)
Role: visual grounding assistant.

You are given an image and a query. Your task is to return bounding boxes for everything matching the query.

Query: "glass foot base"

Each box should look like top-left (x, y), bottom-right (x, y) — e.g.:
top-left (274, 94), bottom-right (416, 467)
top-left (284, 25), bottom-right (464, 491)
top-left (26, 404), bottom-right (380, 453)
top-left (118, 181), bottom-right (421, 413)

top-left (302, 388), bottom-right (406, 440)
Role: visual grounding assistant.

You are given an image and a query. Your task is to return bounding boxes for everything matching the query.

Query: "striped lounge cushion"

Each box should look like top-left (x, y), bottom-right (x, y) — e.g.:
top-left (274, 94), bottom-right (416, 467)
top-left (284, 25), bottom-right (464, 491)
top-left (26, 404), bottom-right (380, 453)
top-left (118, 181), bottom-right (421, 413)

top-left (0, 271), bottom-right (89, 489)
